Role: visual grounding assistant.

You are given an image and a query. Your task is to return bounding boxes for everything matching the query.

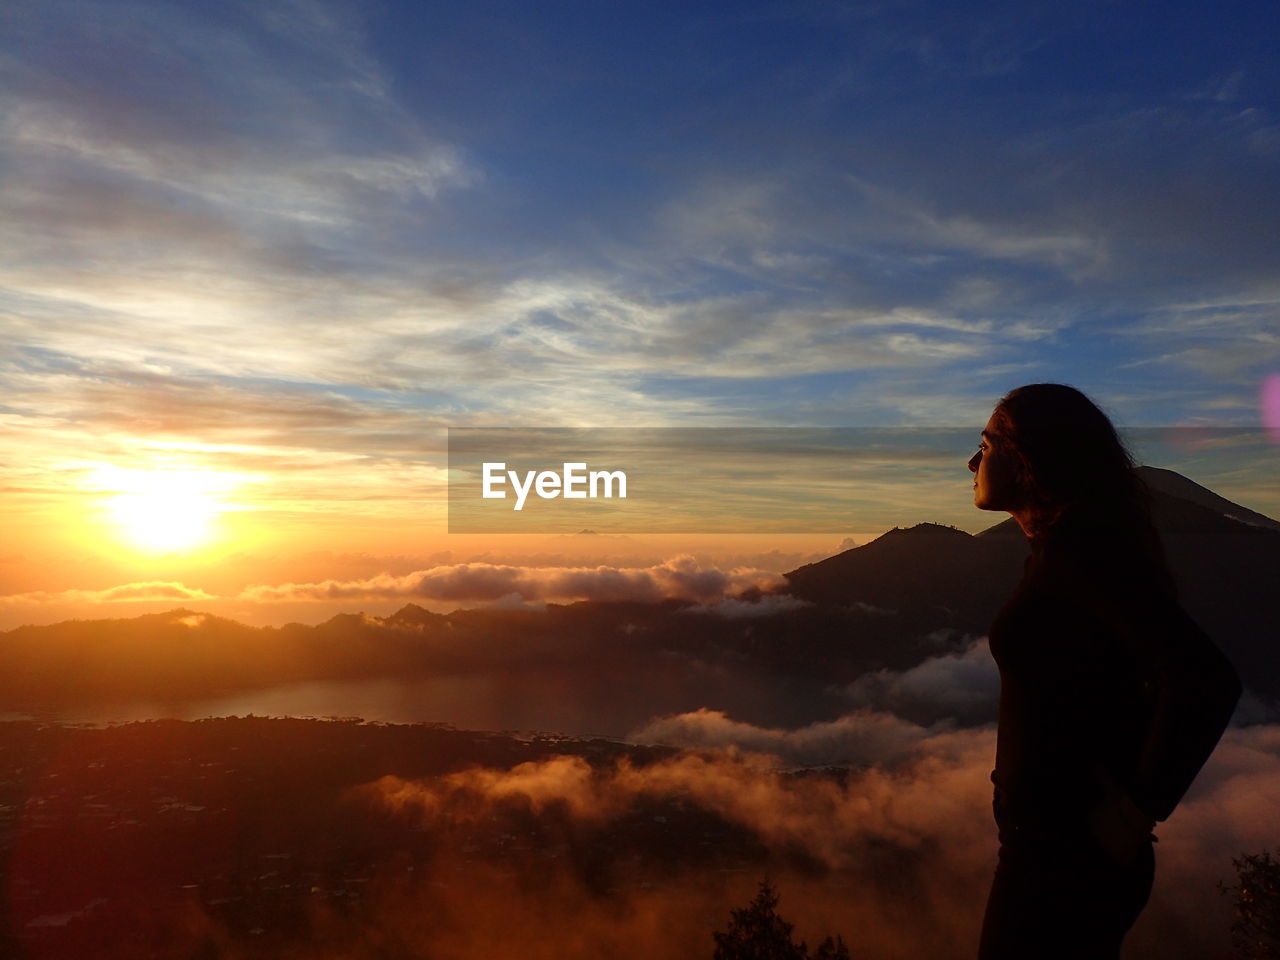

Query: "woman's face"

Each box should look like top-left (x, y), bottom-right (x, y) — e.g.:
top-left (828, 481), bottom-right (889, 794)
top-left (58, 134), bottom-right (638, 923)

top-left (968, 412), bottom-right (1024, 512)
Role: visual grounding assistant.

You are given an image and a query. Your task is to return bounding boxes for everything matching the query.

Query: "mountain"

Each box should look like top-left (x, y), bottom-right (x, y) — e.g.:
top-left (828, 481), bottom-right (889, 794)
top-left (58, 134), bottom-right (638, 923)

top-left (783, 467), bottom-right (1280, 701)
top-left (783, 522), bottom-right (1023, 634)
top-left (1138, 466), bottom-right (1280, 532)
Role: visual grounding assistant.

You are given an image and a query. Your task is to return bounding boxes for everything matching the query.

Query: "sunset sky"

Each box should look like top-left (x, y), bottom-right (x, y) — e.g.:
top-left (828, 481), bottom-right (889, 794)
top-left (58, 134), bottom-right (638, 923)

top-left (2, 0), bottom-right (1277, 627)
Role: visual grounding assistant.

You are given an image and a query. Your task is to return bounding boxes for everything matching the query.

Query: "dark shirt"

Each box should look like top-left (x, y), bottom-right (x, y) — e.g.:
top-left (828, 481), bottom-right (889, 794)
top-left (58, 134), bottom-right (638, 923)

top-left (988, 509), bottom-right (1242, 830)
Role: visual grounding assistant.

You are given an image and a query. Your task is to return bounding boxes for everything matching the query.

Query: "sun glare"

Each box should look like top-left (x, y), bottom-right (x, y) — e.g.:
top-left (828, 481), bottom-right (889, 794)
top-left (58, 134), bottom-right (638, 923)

top-left (91, 467), bottom-right (231, 553)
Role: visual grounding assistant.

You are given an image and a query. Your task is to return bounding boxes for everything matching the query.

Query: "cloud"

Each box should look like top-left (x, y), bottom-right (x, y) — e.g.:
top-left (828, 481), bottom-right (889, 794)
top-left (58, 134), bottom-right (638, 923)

top-left (3, 0), bottom-right (472, 223)
top-left (354, 721), bottom-right (1280, 959)
top-left (629, 708), bottom-right (945, 768)
top-left (0, 581), bottom-right (215, 606)
top-left (843, 638), bottom-right (1000, 725)
top-left (365, 728), bottom-right (997, 872)
top-left (352, 733), bottom-right (1001, 957)
top-left (239, 555), bottom-right (786, 605)
top-left (2, 0), bottom-right (1278, 569)
top-left (1124, 723), bottom-right (1280, 955)
top-left (434, 279), bottom-right (1003, 383)
top-left (0, 555), bottom-right (791, 618)
top-left (0, 0), bottom-right (479, 394)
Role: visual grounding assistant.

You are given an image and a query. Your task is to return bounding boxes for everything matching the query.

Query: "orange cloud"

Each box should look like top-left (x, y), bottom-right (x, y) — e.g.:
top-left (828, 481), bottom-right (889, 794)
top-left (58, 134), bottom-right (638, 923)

top-left (0, 581), bottom-right (216, 606)
top-left (364, 728), bottom-right (997, 872)
top-left (352, 722), bottom-right (1280, 959)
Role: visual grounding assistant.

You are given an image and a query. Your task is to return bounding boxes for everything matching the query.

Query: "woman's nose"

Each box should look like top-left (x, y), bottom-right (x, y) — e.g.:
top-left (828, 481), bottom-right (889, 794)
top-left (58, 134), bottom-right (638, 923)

top-left (967, 451), bottom-right (980, 473)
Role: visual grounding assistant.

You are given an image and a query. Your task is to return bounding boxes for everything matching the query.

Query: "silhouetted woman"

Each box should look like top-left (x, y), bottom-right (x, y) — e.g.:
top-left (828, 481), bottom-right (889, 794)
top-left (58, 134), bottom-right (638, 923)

top-left (969, 384), bottom-right (1241, 960)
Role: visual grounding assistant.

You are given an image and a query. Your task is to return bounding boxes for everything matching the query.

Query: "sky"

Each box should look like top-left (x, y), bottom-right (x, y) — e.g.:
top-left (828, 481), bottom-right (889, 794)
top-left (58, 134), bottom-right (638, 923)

top-left (1, 0), bottom-right (1278, 626)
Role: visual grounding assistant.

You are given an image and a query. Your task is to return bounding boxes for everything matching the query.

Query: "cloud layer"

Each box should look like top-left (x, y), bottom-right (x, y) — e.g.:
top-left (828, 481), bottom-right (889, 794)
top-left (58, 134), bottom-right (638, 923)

top-left (630, 707), bottom-right (945, 768)
top-left (355, 720), bottom-right (1280, 959)
top-left (239, 555), bottom-right (785, 604)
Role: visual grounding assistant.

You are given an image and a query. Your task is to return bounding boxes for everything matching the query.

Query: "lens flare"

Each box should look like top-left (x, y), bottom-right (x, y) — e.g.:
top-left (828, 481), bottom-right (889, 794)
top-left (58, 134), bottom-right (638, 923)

top-left (1263, 374), bottom-right (1280, 443)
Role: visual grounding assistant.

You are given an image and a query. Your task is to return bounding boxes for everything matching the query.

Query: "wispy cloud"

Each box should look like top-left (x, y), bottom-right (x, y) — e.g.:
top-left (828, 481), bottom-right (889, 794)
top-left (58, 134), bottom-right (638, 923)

top-left (0, 581), bottom-right (214, 606)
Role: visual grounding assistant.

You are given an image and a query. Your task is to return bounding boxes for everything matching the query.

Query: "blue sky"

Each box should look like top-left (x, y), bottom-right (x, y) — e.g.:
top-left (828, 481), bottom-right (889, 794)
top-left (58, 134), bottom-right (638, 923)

top-left (0, 0), bottom-right (1277, 620)
top-left (5, 0), bottom-right (1277, 424)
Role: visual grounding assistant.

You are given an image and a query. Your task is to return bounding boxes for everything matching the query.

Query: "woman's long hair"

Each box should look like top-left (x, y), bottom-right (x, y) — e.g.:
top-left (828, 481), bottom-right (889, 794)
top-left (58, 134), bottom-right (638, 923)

top-left (991, 383), bottom-right (1176, 593)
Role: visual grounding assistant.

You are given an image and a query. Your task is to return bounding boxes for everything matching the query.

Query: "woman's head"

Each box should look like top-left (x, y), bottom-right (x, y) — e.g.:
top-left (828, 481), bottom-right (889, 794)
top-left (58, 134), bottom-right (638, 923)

top-left (971, 383), bottom-right (1148, 535)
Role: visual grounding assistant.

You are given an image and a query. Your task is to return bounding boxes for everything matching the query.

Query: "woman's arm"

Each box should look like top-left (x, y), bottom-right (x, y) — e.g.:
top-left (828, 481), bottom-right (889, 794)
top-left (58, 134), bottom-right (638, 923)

top-left (1119, 598), bottom-right (1242, 822)
top-left (1075, 556), bottom-right (1240, 864)
top-left (1080, 561), bottom-right (1243, 823)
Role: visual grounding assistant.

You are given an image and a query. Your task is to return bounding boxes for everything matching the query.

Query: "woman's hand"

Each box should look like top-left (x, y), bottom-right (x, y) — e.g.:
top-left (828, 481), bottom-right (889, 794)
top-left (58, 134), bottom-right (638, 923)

top-left (1090, 768), bottom-right (1156, 866)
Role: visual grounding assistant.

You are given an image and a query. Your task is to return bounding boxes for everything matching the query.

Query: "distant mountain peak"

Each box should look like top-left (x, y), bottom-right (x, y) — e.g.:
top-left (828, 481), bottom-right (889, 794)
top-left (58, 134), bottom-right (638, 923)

top-left (879, 522), bottom-right (973, 540)
top-left (386, 603), bottom-right (445, 626)
top-left (1136, 466), bottom-right (1280, 532)
top-left (855, 522), bottom-right (977, 553)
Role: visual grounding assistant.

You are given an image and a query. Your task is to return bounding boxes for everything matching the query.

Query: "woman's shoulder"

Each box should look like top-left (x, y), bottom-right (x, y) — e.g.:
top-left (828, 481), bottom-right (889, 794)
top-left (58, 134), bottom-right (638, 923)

top-left (1038, 505), bottom-right (1176, 600)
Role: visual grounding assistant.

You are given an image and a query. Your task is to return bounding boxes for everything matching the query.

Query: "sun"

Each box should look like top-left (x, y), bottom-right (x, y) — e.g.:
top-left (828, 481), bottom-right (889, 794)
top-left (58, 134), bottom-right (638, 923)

top-left (93, 467), bottom-right (228, 553)
top-left (109, 488), bottom-right (214, 552)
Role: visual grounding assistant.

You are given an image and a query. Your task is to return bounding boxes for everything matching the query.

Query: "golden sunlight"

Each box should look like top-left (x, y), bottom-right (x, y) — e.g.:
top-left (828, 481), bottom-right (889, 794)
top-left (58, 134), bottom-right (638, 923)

top-left (91, 467), bottom-right (230, 553)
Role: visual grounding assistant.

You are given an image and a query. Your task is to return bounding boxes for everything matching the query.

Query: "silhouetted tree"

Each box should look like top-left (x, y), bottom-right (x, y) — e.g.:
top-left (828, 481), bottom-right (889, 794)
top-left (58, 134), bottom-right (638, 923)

top-left (713, 879), bottom-right (851, 960)
top-left (811, 935), bottom-right (851, 960)
top-left (1223, 849), bottom-right (1280, 959)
